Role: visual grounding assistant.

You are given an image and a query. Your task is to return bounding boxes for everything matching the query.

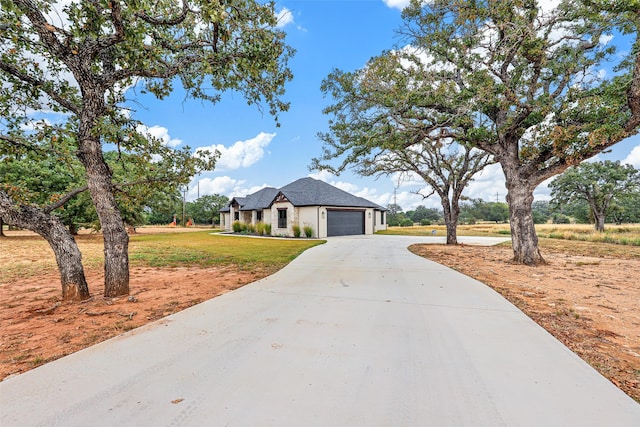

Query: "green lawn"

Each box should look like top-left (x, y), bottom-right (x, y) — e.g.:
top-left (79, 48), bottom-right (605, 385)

top-left (0, 231), bottom-right (325, 282)
top-left (129, 232), bottom-right (325, 272)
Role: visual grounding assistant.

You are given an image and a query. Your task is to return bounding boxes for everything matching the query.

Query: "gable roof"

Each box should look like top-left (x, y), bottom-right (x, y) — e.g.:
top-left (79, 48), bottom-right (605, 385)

top-left (225, 178), bottom-right (385, 211)
top-left (231, 187), bottom-right (278, 211)
top-left (277, 177), bottom-right (384, 209)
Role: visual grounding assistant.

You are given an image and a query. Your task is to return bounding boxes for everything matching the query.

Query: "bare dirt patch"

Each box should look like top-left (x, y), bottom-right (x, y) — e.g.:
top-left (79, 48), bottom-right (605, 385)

top-left (0, 263), bottom-right (265, 380)
top-left (410, 243), bottom-right (640, 403)
top-left (0, 227), bottom-right (264, 379)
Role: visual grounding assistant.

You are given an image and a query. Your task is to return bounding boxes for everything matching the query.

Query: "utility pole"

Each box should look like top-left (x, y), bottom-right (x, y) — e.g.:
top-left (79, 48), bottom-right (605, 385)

top-left (182, 186), bottom-right (187, 227)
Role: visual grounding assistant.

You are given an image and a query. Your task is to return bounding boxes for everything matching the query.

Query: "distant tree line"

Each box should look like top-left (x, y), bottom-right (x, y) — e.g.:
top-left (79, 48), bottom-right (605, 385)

top-left (387, 160), bottom-right (640, 228)
top-left (388, 196), bottom-right (640, 228)
top-left (146, 193), bottom-right (229, 226)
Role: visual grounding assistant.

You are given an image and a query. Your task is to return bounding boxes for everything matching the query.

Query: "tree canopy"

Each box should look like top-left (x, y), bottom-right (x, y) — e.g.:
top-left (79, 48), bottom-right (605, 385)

top-left (1, 0), bottom-right (293, 297)
top-left (549, 160), bottom-right (640, 231)
top-left (315, 50), bottom-right (494, 244)
top-left (394, 0), bottom-right (640, 264)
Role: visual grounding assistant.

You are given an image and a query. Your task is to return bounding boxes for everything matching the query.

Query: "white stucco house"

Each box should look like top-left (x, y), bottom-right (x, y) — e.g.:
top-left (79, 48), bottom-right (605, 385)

top-left (220, 177), bottom-right (387, 238)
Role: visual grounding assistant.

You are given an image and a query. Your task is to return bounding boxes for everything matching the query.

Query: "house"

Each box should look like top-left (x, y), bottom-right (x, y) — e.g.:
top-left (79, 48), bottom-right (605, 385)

top-left (220, 177), bottom-right (387, 238)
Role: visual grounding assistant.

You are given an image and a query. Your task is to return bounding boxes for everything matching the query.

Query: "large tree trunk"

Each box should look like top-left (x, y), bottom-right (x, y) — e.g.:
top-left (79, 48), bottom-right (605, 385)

top-left (77, 137), bottom-right (130, 297)
top-left (0, 217), bottom-right (5, 237)
top-left (504, 174), bottom-right (545, 266)
top-left (0, 191), bottom-right (90, 301)
top-left (594, 213), bottom-right (606, 232)
top-left (441, 195), bottom-right (459, 245)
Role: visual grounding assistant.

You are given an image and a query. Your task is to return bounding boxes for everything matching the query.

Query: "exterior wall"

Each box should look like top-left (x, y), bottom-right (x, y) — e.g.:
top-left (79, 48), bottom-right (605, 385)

top-left (220, 212), bottom-right (231, 231)
top-left (222, 207), bottom-right (275, 232)
top-left (224, 202), bottom-right (386, 237)
top-left (373, 210), bottom-right (387, 233)
top-left (298, 206), bottom-right (320, 238)
top-left (365, 208), bottom-right (374, 234)
top-left (271, 201), bottom-right (295, 236)
top-left (261, 209), bottom-right (272, 227)
top-left (317, 207), bottom-right (328, 238)
top-left (227, 204), bottom-right (240, 229)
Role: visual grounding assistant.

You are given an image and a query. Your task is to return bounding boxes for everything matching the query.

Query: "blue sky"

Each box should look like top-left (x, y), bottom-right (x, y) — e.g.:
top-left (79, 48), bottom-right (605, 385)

top-left (128, 0), bottom-right (640, 211)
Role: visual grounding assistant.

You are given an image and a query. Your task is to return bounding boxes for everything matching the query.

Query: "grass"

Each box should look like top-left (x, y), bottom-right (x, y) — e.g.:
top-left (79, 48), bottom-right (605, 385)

top-left (129, 232), bottom-right (325, 272)
top-left (377, 223), bottom-right (513, 237)
top-left (535, 224), bottom-right (640, 246)
top-left (380, 223), bottom-right (640, 245)
top-left (380, 223), bottom-right (640, 259)
top-left (0, 231), bottom-right (325, 282)
top-left (0, 234), bottom-right (106, 282)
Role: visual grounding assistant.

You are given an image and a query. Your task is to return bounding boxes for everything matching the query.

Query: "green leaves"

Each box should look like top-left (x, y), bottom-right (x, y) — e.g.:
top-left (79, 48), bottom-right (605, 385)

top-left (549, 160), bottom-right (640, 230)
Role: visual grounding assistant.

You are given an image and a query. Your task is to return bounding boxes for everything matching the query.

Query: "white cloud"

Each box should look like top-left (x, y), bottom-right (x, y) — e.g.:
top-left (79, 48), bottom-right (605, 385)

top-left (623, 145), bottom-right (640, 168)
top-left (275, 7), bottom-right (294, 28)
top-left (600, 34), bottom-right (614, 45)
top-left (191, 176), bottom-right (244, 199)
top-left (198, 132), bottom-right (275, 171)
top-left (307, 170), bottom-right (334, 182)
top-left (462, 163), bottom-right (506, 202)
top-left (136, 124), bottom-right (182, 147)
top-left (537, 0), bottom-right (561, 13)
top-left (382, 0), bottom-right (411, 10)
top-left (308, 170), bottom-right (391, 206)
top-left (187, 176), bottom-right (275, 201)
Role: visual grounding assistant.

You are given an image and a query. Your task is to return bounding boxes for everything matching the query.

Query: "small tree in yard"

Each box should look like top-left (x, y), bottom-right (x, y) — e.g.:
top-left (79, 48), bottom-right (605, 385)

top-left (1, 0), bottom-right (293, 297)
top-left (549, 160), bottom-right (640, 232)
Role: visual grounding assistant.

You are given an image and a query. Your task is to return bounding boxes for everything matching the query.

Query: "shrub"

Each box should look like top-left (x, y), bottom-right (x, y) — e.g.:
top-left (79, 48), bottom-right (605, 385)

top-left (552, 214), bottom-right (571, 224)
top-left (240, 222), bottom-right (248, 232)
top-left (303, 225), bottom-right (313, 238)
top-left (420, 219), bottom-right (432, 226)
top-left (256, 221), bottom-right (265, 236)
top-left (400, 219), bottom-right (414, 227)
top-left (247, 223), bottom-right (256, 234)
top-left (264, 223), bottom-right (272, 235)
top-left (292, 224), bottom-right (301, 238)
top-left (232, 221), bottom-right (242, 233)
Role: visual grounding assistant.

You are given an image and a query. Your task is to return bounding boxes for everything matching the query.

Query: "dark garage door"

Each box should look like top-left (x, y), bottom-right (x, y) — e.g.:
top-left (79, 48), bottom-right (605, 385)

top-left (327, 210), bottom-right (365, 236)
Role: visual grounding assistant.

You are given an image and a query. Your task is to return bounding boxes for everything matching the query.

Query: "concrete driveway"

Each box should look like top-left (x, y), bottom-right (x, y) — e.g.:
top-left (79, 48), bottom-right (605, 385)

top-left (1, 235), bottom-right (638, 426)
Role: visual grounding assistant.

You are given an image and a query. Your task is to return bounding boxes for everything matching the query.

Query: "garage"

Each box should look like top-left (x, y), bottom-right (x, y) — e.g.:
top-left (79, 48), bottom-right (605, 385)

top-left (327, 210), bottom-right (365, 236)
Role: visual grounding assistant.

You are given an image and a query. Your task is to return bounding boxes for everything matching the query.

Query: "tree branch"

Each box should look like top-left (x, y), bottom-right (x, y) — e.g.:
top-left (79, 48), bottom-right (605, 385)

top-left (44, 185), bottom-right (89, 213)
top-left (0, 60), bottom-right (80, 114)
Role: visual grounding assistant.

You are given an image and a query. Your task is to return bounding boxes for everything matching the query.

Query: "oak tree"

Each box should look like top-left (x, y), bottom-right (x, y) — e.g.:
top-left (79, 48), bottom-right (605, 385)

top-left (549, 160), bottom-right (640, 231)
top-left (1, 0), bottom-right (293, 296)
top-left (397, 0), bottom-right (640, 264)
top-left (314, 53), bottom-right (493, 244)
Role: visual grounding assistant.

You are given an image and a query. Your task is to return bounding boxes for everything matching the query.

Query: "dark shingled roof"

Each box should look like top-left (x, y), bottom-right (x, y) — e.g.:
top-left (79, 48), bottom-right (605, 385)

top-left (277, 177), bottom-right (384, 209)
top-left (226, 178), bottom-right (385, 211)
top-left (232, 187), bottom-right (278, 211)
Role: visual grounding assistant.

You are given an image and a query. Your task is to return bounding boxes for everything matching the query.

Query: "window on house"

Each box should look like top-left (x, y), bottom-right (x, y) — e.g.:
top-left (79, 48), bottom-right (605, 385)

top-left (278, 209), bottom-right (287, 228)
top-left (381, 212), bottom-right (385, 225)
top-left (257, 211), bottom-right (262, 222)
top-left (234, 212), bottom-right (239, 221)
